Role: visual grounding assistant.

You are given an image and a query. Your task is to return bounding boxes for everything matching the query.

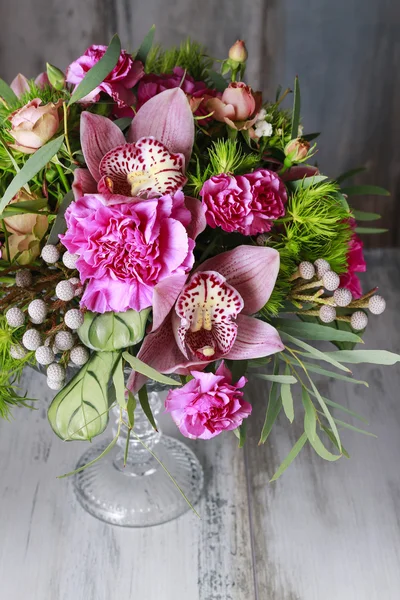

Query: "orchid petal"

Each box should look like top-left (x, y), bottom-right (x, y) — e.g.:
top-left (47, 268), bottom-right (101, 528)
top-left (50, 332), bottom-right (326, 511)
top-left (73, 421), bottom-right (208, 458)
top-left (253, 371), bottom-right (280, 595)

top-left (72, 168), bottom-right (98, 200)
top-left (198, 246), bottom-right (280, 315)
top-left (99, 137), bottom-right (186, 197)
top-left (152, 273), bottom-right (188, 332)
top-left (128, 88), bottom-right (194, 168)
top-left (80, 112), bottom-right (125, 181)
top-left (282, 165), bottom-right (319, 182)
top-left (184, 196), bottom-right (207, 240)
top-left (10, 74), bottom-right (30, 98)
top-left (34, 72), bottom-right (50, 89)
top-left (226, 314), bottom-right (284, 360)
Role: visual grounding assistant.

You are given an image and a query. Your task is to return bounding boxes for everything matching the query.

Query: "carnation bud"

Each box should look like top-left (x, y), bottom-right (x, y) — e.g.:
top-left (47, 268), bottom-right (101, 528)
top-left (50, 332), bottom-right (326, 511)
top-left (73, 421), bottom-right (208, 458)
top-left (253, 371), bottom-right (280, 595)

top-left (284, 138), bottom-right (310, 163)
top-left (228, 40), bottom-right (248, 64)
top-left (46, 63), bottom-right (66, 91)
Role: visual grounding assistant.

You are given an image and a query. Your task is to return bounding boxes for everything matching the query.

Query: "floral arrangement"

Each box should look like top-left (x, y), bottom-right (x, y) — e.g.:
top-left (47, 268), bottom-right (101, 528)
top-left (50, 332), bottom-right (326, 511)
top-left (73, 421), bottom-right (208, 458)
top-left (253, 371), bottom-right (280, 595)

top-left (0, 30), bottom-right (398, 479)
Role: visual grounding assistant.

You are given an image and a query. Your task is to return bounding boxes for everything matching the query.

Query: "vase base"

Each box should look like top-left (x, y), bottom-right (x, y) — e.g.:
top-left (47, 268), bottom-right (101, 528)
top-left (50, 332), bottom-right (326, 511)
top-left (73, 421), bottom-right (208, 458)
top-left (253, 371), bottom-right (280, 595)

top-left (73, 435), bottom-right (203, 527)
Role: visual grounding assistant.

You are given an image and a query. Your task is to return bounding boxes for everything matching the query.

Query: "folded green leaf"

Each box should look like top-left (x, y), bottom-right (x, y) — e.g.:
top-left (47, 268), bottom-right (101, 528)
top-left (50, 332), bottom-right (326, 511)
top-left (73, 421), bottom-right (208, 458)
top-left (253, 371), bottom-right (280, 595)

top-left (352, 209), bottom-right (381, 221)
top-left (112, 357), bottom-right (126, 409)
top-left (335, 166), bottom-right (366, 184)
top-left (341, 185), bottom-right (390, 197)
top-left (307, 430), bottom-right (341, 461)
top-left (270, 432), bottom-right (308, 481)
top-left (308, 390), bottom-right (368, 423)
top-left (0, 135), bottom-right (65, 213)
top-left (138, 384), bottom-right (157, 431)
top-left (135, 25), bottom-right (155, 63)
top-left (0, 78), bottom-right (18, 106)
top-left (307, 379), bottom-right (341, 449)
top-left (290, 76), bottom-right (301, 139)
top-left (207, 70), bottom-right (228, 92)
top-left (284, 357), bottom-right (368, 386)
top-left (122, 352), bottom-right (181, 386)
top-left (275, 319), bottom-right (362, 343)
top-left (281, 331), bottom-right (351, 372)
top-left (48, 351), bottom-right (120, 441)
top-left (281, 367), bottom-right (294, 423)
top-left (288, 175), bottom-right (328, 191)
top-left (0, 198), bottom-right (48, 219)
top-left (302, 386), bottom-right (316, 442)
top-left (47, 190), bottom-right (74, 245)
top-left (255, 373), bottom-right (297, 384)
top-left (322, 349), bottom-right (400, 365)
top-left (355, 227), bottom-right (388, 234)
top-left (68, 34), bottom-right (121, 106)
top-left (127, 391), bottom-right (136, 428)
top-left (58, 430), bottom-right (120, 478)
top-left (78, 309), bottom-right (150, 351)
top-left (334, 418), bottom-right (377, 438)
top-left (259, 359), bottom-right (281, 444)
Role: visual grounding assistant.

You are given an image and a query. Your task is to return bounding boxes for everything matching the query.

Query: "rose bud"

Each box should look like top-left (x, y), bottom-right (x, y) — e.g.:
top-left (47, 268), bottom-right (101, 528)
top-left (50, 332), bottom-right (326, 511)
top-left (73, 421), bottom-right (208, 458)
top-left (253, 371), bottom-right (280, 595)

top-left (46, 63), bottom-right (65, 90)
top-left (284, 138), bottom-right (310, 163)
top-left (8, 98), bottom-right (63, 154)
top-left (207, 82), bottom-right (261, 130)
top-left (228, 40), bottom-right (248, 64)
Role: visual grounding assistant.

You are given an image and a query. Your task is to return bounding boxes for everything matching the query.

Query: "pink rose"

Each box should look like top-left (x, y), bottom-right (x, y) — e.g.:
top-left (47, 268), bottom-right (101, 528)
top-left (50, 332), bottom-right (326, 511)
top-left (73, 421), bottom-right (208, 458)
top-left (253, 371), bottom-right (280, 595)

top-left (66, 45), bottom-right (144, 107)
top-left (8, 98), bottom-right (63, 154)
top-left (340, 228), bottom-right (366, 298)
top-left (206, 82), bottom-right (261, 130)
top-left (61, 192), bottom-right (199, 313)
top-left (165, 362), bottom-right (251, 439)
top-left (137, 67), bottom-right (219, 122)
top-left (200, 169), bottom-right (287, 236)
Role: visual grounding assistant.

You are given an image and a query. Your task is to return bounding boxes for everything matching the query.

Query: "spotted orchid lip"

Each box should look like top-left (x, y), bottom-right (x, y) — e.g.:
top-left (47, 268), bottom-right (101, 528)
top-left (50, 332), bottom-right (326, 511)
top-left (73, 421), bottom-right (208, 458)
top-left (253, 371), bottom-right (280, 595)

top-left (98, 137), bottom-right (187, 198)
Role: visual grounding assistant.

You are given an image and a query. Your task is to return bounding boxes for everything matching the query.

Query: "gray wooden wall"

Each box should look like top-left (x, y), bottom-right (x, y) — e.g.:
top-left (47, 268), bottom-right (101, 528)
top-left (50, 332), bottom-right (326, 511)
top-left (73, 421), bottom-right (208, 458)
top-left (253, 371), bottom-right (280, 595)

top-left (1, 0), bottom-right (399, 247)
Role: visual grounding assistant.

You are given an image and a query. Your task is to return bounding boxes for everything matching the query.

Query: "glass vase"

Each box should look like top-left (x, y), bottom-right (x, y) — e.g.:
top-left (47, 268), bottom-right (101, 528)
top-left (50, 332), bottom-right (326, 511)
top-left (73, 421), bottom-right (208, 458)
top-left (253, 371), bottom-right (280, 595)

top-left (73, 382), bottom-right (204, 527)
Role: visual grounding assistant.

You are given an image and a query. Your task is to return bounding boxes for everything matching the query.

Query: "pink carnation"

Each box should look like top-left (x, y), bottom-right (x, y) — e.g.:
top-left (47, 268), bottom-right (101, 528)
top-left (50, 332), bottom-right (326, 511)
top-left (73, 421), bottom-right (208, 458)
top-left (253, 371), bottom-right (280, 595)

top-left (137, 67), bottom-right (219, 121)
top-left (165, 362), bottom-right (251, 439)
top-left (200, 169), bottom-right (286, 236)
top-left (66, 45), bottom-right (144, 107)
top-left (340, 230), bottom-right (366, 298)
top-left (61, 192), bottom-right (196, 313)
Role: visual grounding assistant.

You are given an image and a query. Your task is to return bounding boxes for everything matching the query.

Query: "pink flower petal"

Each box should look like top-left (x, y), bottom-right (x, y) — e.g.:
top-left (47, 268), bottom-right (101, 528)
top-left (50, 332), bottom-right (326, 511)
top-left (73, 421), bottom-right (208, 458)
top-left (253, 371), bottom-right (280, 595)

top-left (10, 74), bottom-right (30, 98)
top-left (72, 168), bottom-right (98, 200)
top-left (197, 246), bottom-right (280, 315)
top-left (184, 196), bottom-right (207, 239)
top-left (128, 88), bottom-right (194, 168)
top-left (152, 273), bottom-right (188, 331)
top-left (80, 112), bottom-right (125, 181)
top-left (226, 314), bottom-right (284, 360)
top-left (34, 72), bottom-right (50, 89)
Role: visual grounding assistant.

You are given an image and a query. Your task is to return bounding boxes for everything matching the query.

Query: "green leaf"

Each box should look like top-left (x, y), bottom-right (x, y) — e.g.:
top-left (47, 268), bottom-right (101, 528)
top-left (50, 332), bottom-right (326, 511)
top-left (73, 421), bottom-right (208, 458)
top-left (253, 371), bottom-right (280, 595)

top-left (0, 135), bottom-right (65, 213)
top-left (78, 309), bottom-right (150, 351)
top-left (281, 366), bottom-right (294, 423)
top-left (308, 390), bottom-right (368, 423)
top-left (281, 331), bottom-right (351, 372)
top-left (207, 70), bottom-right (229, 92)
top-left (307, 430), bottom-right (341, 461)
top-left (307, 379), bottom-right (341, 449)
top-left (302, 386), bottom-right (316, 442)
top-left (335, 167), bottom-right (366, 184)
top-left (352, 210), bottom-right (381, 221)
top-left (138, 384), bottom-right (157, 431)
top-left (288, 175), bottom-right (328, 191)
top-left (126, 391), bottom-right (136, 428)
top-left (270, 433), bottom-right (307, 481)
top-left (284, 357), bottom-right (368, 386)
top-left (113, 117), bottom-right (133, 131)
top-left (322, 349), bottom-right (400, 365)
top-left (355, 227), bottom-right (388, 234)
top-left (301, 132), bottom-right (320, 142)
top-left (255, 373), bottom-right (297, 384)
top-left (112, 357), bottom-right (126, 409)
top-left (0, 198), bottom-right (48, 219)
top-left (334, 418), bottom-right (377, 437)
top-left (237, 420), bottom-right (247, 448)
top-left (341, 185), bottom-right (390, 197)
top-left (322, 426), bottom-right (350, 458)
top-left (68, 35), bottom-right (121, 106)
top-left (135, 25), bottom-right (156, 64)
top-left (0, 78), bottom-right (18, 106)
top-left (122, 352), bottom-right (181, 387)
top-left (275, 318), bottom-right (363, 343)
top-left (259, 360), bottom-right (282, 444)
top-left (48, 351), bottom-right (120, 441)
top-left (290, 76), bottom-right (301, 139)
top-left (58, 430), bottom-right (120, 478)
top-left (47, 190), bottom-right (74, 245)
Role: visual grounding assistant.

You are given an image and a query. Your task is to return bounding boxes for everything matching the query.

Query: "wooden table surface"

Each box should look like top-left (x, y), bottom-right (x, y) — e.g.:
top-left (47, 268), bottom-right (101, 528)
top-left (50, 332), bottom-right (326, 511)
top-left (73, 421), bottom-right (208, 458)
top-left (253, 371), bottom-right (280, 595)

top-left (1, 249), bottom-right (399, 600)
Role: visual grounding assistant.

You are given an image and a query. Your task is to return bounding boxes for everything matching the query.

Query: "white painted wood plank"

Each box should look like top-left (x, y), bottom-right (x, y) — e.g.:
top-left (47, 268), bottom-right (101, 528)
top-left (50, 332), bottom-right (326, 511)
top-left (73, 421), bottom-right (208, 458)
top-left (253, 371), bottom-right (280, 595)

top-left (245, 249), bottom-right (400, 600)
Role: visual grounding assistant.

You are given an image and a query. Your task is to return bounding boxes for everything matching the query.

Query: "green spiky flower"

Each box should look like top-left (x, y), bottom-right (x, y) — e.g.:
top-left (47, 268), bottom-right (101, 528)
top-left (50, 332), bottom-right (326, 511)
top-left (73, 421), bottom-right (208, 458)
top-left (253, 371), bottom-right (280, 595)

top-left (145, 39), bottom-right (213, 81)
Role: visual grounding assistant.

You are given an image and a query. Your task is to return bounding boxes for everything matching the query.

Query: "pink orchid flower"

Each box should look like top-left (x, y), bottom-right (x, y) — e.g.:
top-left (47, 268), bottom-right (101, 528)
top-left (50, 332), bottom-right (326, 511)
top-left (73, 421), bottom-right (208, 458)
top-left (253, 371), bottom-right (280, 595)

top-left (73, 88), bottom-right (195, 204)
top-left (127, 245), bottom-right (284, 393)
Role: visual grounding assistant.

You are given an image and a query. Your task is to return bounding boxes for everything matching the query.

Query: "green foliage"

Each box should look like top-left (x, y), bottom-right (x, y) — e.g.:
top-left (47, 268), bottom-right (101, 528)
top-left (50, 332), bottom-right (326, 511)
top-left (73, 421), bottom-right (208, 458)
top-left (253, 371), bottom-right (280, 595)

top-left (145, 38), bottom-right (213, 81)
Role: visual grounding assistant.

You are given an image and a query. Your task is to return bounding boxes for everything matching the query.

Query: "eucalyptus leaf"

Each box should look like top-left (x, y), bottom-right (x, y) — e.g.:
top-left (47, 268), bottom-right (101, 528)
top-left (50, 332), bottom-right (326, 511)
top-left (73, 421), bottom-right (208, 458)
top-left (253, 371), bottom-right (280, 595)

top-left (307, 379), bottom-right (341, 449)
top-left (322, 426), bottom-right (350, 458)
top-left (302, 386), bottom-right (316, 442)
top-left (135, 25), bottom-right (155, 63)
top-left (290, 76), bottom-right (301, 139)
top-left (288, 175), bottom-right (328, 190)
top-left (138, 385), bottom-right (157, 431)
top-left (352, 210), bottom-right (381, 221)
top-left (307, 430), bottom-right (341, 461)
top-left (322, 350), bottom-right (400, 365)
top-left (255, 373), bottom-right (297, 384)
top-left (259, 360), bottom-right (281, 444)
top-left (0, 78), bottom-right (18, 106)
top-left (341, 185), bottom-right (390, 197)
top-left (48, 351), bottom-right (120, 441)
top-left (284, 357), bottom-right (368, 386)
top-left (274, 319), bottom-right (363, 343)
top-left (58, 430), bottom-right (120, 478)
top-left (355, 227), bottom-right (388, 234)
top-left (281, 367), bottom-right (294, 423)
top-left (207, 70), bottom-right (229, 92)
top-left (47, 190), bottom-right (74, 245)
top-left (122, 352), bottom-right (181, 387)
top-left (112, 357), bottom-right (126, 409)
top-left (127, 391), bottom-right (136, 428)
top-left (281, 331), bottom-right (351, 372)
top-left (0, 135), bottom-right (65, 213)
top-left (308, 390), bottom-right (368, 423)
top-left (335, 166), bottom-right (366, 184)
top-left (270, 433), bottom-right (307, 481)
top-left (68, 35), bottom-right (121, 106)
top-left (0, 199), bottom-right (48, 219)
top-left (78, 309), bottom-right (150, 351)
top-left (334, 418), bottom-right (376, 437)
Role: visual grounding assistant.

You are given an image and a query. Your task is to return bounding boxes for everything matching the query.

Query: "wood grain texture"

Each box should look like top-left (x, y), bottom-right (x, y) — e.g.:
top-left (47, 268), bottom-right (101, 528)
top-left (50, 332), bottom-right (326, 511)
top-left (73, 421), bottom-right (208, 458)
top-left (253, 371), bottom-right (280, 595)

top-left (0, 0), bottom-right (398, 245)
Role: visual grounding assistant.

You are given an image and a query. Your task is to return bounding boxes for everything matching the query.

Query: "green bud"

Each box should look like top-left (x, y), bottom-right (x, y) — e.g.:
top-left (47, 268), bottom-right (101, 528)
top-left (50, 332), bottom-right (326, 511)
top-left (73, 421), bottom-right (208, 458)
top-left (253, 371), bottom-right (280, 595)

top-left (46, 63), bottom-right (66, 91)
top-left (77, 309), bottom-right (150, 352)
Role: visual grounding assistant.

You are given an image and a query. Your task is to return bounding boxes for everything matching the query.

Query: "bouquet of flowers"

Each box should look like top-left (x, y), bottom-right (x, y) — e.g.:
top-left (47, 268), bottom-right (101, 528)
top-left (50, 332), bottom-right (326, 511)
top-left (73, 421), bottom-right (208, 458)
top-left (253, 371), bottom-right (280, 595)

top-left (0, 29), bottom-right (398, 480)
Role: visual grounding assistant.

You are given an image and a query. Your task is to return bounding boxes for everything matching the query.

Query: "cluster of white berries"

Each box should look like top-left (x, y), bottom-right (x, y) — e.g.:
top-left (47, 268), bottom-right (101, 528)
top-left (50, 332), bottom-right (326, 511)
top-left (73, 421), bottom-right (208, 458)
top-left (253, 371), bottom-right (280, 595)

top-left (253, 109), bottom-right (273, 139)
top-left (297, 259), bottom-right (386, 331)
top-left (6, 245), bottom-right (90, 391)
